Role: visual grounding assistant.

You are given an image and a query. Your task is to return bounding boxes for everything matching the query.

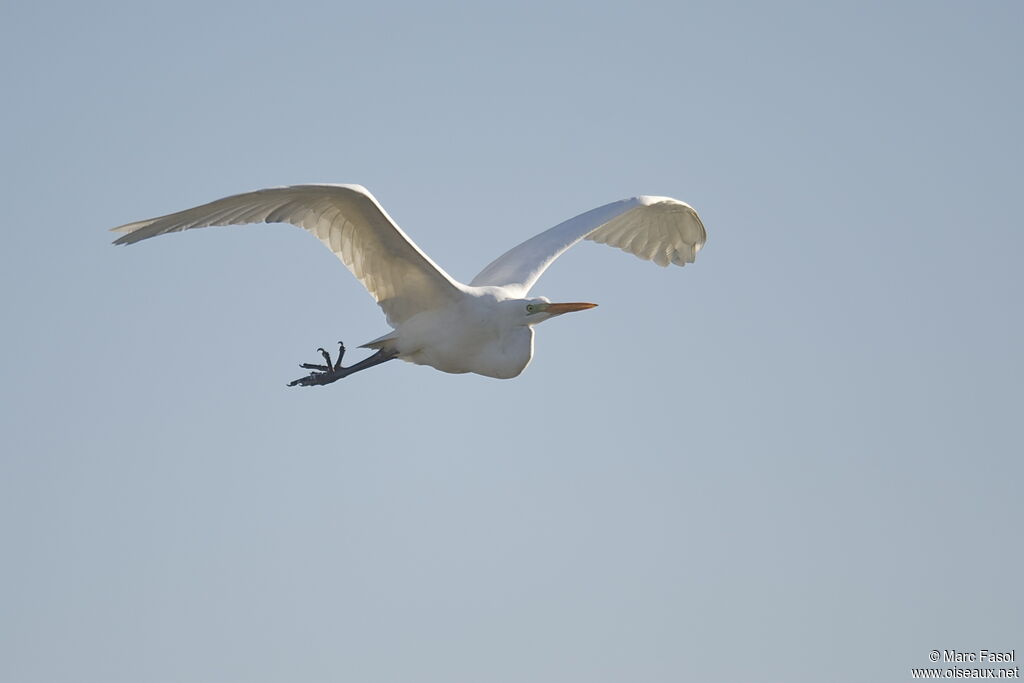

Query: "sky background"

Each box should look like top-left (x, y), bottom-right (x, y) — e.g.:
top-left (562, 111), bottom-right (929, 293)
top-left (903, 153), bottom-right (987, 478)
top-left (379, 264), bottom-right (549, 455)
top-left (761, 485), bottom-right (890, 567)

top-left (2, 1), bottom-right (1021, 681)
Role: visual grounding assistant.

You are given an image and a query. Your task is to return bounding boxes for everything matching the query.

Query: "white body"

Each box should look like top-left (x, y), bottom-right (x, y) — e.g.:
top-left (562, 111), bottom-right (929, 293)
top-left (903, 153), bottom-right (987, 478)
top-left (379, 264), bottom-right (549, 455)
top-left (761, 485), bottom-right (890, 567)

top-left (112, 185), bottom-right (706, 379)
top-left (379, 290), bottom-right (533, 378)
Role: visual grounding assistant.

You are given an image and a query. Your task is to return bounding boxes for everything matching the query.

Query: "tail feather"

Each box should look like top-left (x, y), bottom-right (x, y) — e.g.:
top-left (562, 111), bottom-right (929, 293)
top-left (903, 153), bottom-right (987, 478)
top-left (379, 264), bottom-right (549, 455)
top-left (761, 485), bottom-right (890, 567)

top-left (359, 332), bottom-right (398, 351)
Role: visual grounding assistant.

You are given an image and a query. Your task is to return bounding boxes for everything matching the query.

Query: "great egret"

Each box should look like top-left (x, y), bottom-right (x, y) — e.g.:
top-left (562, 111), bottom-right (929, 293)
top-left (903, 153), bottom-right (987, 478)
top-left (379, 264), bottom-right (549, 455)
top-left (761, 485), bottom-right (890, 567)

top-left (112, 185), bottom-right (706, 385)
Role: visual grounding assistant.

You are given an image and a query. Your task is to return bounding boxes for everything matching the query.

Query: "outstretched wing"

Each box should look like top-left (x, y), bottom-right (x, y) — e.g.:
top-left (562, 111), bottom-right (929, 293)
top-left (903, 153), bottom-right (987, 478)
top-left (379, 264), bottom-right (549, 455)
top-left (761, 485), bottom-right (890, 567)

top-left (470, 196), bottom-right (706, 297)
top-left (112, 184), bottom-right (465, 325)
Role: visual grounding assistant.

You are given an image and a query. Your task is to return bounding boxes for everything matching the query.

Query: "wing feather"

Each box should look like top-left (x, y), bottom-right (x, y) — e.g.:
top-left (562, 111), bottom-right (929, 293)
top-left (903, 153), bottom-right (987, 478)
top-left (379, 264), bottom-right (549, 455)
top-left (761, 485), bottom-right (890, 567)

top-left (112, 184), bottom-right (465, 325)
top-left (470, 196), bottom-right (706, 296)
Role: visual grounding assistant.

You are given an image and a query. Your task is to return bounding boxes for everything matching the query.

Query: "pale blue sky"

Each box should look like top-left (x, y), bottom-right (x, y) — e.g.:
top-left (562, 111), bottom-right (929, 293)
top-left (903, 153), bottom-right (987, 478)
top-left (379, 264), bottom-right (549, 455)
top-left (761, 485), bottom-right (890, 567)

top-left (2, 2), bottom-right (1021, 682)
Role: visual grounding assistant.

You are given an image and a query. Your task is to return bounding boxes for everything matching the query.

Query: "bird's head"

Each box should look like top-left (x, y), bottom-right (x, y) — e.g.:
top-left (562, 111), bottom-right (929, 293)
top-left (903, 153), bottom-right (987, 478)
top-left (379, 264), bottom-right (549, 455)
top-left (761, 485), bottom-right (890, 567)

top-left (518, 296), bottom-right (598, 326)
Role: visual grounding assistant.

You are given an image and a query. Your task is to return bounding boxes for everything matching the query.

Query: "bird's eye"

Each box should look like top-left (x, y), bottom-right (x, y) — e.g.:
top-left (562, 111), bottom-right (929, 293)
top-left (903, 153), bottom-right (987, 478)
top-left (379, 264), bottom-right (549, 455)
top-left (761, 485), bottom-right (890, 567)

top-left (526, 304), bottom-right (535, 313)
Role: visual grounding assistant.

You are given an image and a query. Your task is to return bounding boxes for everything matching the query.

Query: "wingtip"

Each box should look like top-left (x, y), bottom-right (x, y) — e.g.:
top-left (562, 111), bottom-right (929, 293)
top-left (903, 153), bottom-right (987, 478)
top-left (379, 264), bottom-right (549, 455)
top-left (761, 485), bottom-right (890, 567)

top-left (108, 217), bottom-right (159, 244)
top-left (110, 227), bottom-right (139, 245)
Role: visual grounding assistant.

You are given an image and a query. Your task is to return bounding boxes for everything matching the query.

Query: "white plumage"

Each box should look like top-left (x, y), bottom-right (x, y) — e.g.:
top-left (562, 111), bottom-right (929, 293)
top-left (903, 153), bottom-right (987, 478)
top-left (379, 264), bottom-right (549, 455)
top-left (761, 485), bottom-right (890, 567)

top-left (113, 184), bottom-right (706, 383)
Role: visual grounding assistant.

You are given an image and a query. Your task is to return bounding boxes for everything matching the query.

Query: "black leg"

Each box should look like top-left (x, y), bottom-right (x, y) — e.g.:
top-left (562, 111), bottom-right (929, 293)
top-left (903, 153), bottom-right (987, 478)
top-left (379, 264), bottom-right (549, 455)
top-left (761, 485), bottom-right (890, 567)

top-left (288, 343), bottom-right (397, 387)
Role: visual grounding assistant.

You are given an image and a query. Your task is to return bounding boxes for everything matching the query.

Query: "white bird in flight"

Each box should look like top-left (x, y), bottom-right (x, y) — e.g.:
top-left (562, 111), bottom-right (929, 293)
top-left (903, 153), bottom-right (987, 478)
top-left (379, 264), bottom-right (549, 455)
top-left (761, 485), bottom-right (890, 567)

top-left (112, 185), bottom-right (706, 386)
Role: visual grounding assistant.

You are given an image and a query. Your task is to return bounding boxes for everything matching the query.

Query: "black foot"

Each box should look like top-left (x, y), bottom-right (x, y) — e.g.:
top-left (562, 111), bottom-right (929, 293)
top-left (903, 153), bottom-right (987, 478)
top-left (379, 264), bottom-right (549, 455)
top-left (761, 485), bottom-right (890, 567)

top-left (288, 342), bottom-right (397, 387)
top-left (289, 342), bottom-right (347, 386)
